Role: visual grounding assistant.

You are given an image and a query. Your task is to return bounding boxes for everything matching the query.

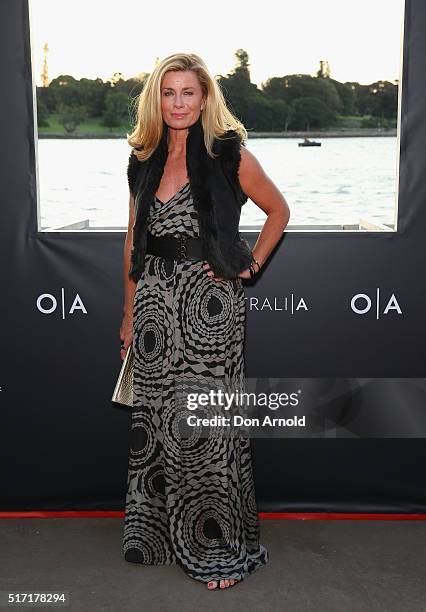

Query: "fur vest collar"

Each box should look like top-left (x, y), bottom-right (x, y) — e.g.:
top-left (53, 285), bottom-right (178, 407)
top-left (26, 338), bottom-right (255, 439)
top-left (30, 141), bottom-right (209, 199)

top-left (127, 115), bottom-right (253, 282)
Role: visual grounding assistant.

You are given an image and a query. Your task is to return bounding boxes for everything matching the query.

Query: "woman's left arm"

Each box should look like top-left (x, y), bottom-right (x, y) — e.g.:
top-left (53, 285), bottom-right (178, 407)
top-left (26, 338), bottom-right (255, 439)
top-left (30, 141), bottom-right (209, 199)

top-left (203, 144), bottom-right (290, 281)
top-left (236, 145), bottom-right (290, 279)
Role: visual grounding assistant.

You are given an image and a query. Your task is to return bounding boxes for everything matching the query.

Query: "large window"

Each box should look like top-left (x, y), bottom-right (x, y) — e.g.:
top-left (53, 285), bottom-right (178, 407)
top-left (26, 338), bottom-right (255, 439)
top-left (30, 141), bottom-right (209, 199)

top-left (30, 0), bottom-right (405, 233)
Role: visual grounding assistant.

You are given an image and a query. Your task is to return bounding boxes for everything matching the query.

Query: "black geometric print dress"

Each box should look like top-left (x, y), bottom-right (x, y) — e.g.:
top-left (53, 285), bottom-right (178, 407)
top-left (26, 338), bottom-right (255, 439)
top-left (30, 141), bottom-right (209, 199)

top-left (122, 181), bottom-right (268, 583)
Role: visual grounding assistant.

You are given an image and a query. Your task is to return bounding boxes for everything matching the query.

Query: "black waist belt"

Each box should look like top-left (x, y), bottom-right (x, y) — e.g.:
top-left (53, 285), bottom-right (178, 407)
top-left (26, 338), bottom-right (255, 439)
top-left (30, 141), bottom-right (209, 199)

top-left (146, 231), bottom-right (204, 261)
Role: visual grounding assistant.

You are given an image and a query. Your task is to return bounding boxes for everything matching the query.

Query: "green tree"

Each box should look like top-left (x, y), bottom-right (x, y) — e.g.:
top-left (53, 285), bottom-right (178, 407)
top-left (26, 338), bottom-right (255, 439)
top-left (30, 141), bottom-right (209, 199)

top-left (35, 91), bottom-right (50, 127)
top-left (369, 80), bottom-right (398, 120)
top-left (56, 102), bottom-right (88, 134)
top-left (289, 97), bottom-right (335, 130)
top-left (231, 49), bottom-right (251, 83)
top-left (48, 75), bottom-right (83, 110)
top-left (332, 81), bottom-right (356, 115)
top-left (262, 74), bottom-right (343, 114)
top-left (218, 49), bottom-right (274, 129)
top-left (78, 77), bottom-right (110, 118)
top-left (101, 92), bottom-right (129, 130)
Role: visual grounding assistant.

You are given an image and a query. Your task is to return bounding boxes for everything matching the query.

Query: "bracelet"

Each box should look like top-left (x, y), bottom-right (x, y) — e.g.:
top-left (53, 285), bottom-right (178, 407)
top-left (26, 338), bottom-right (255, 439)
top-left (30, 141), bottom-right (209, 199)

top-left (252, 255), bottom-right (262, 271)
top-left (248, 254), bottom-right (262, 280)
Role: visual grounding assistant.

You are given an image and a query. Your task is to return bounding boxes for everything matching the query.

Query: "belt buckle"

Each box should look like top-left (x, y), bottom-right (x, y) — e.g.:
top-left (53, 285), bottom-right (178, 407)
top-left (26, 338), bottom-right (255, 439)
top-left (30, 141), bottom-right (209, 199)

top-left (179, 235), bottom-right (187, 260)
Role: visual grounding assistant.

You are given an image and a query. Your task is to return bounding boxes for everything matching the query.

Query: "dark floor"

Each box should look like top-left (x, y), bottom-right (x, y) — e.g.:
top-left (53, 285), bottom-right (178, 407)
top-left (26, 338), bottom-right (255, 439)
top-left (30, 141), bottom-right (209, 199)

top-left (0, 518), bottom-right (425, 612)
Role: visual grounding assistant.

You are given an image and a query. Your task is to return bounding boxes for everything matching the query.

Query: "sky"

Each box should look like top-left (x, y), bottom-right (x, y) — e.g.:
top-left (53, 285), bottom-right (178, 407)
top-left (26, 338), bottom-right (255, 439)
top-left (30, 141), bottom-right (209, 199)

top-left (29, 0), bottom-right (405, 88)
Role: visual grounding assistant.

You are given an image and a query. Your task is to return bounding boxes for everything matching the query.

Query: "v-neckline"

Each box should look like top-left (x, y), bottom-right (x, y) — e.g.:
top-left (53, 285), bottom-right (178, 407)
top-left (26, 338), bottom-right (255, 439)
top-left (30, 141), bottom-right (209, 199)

top-left (154, 181), bottom-right (189, 206)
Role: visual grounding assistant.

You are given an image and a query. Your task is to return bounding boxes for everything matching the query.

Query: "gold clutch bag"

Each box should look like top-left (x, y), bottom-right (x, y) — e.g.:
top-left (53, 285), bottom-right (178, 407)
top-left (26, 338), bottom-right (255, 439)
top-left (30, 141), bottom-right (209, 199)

top-left (111, 345), bottom-right (134, 407)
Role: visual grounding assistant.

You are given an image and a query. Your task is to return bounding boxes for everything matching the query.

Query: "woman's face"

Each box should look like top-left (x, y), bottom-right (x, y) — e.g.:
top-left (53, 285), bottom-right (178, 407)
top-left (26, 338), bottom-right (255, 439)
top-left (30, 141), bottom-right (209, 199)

top-left (160, 69), bottom-right (205, 130)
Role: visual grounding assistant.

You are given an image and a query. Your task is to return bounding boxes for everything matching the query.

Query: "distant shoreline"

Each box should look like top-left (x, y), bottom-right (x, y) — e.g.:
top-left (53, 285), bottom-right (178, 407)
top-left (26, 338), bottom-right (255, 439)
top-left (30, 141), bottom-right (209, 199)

top-left (37, 128), bottom-right (397, 140)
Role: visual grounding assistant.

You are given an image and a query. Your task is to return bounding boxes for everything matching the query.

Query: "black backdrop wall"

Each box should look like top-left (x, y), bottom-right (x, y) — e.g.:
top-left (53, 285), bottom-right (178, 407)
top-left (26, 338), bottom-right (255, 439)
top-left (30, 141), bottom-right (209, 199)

top-left (1, 0), bottom-right (425, 512)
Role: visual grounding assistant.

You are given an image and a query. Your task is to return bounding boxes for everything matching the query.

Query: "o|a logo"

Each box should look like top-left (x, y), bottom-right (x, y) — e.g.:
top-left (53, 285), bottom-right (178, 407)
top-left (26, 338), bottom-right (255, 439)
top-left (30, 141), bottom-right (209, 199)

top-left (350, 289), bottom-right (402, 319)
top-left (36, 288), bottom-right (87, 319)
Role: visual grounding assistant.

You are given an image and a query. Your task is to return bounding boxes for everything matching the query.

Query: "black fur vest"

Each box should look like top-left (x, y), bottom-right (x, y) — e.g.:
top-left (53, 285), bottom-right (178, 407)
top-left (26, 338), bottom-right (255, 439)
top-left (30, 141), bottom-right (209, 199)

top-left (126, 116), bottom-right (253, 282)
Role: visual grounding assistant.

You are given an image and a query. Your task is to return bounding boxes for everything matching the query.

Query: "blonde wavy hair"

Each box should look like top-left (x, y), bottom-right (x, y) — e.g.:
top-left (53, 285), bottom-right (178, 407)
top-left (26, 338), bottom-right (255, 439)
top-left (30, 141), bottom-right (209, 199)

top-left (127, 52), bottom-right (247, 161)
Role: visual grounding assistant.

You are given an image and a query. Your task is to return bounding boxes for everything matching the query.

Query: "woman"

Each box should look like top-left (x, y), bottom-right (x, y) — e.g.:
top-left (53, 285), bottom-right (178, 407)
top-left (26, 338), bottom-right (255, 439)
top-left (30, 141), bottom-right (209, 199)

top-left (120, 52), bottom-right (290, 590)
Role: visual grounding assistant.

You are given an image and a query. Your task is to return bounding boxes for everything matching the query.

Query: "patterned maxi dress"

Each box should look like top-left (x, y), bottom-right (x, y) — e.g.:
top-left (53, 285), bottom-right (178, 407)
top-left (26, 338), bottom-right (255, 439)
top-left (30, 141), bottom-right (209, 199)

top-left (122, 180), bottom-right (268, 583)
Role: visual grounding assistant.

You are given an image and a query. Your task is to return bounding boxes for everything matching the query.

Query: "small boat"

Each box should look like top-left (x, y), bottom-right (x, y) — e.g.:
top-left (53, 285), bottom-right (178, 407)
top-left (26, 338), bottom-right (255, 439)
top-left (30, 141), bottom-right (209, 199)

top-left (298, 139), bottom-right (321, 147)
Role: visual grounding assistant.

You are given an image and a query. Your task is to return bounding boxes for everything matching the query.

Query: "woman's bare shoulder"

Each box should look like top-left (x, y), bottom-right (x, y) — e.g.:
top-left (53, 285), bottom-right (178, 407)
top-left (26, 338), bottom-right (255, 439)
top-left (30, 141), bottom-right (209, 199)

top-left (239, 144), bottom-right (267, 185)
